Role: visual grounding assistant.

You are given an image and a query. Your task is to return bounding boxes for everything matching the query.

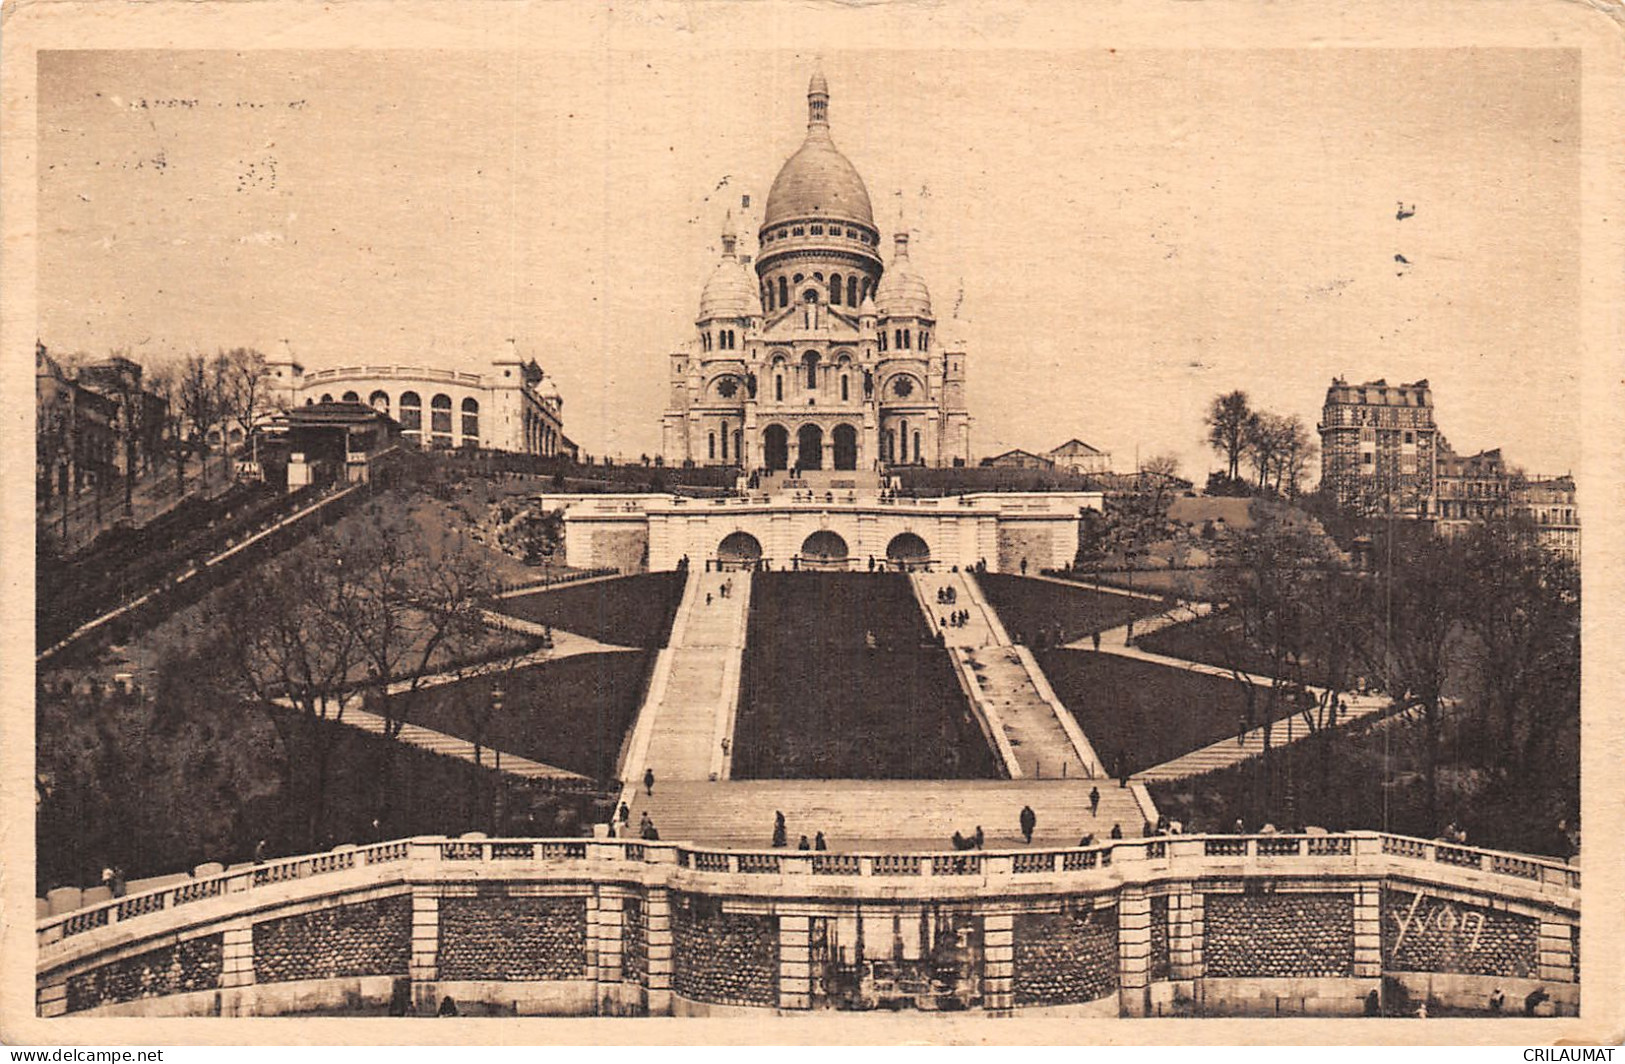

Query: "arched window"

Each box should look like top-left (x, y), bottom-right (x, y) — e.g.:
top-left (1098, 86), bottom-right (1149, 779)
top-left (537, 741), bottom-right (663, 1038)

top-left (830, 273), bottom-right (843, 305)
top-left (709, 432), bottom-right (716, 460)
top-left (778, 276), bottom-right (788, 306)
top-left (879, 331), bottom-right (888, 353)
top-left (430, 394), bottom-right (453, 442)
top-left (900, 419), bottom-right (910, 462)
top-left (341, 390), bottom-right (360, 403)
top-left (461, 397), bottom-right (479, 443)
top-left (803, 352), bottom-right (819, 390)
top-left (914, 431), bottom-right (922, 464)
top-left (721, 421), bottom-right (730, 461)
top-left (848, 276), bottom-right (858, 306)
top-left (921, 331), bottom-right (929, 351)
top-left (733, 429), bottom-right (742, 463)
top-left (841, 375), bottom-right (849, 402)
top-left (398, 391), bottom-right (422, 435)
top-left (804, 288), bottom-right (819, 304)
top-left (369, 390), bottom-right (390, 414)
top-left (894, 329), bottom-right (902, 349)
top-left (775, 374), bottom-right (784, 402)
top-left (320, 393), bottom-right (334, 404)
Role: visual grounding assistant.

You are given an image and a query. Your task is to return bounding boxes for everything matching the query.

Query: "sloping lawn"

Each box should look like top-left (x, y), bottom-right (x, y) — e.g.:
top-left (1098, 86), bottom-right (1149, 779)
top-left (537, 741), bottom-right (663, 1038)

top-left (976, 573), bottom-right (1171, 644)
top-left (1135, 612), bottom-right (1333, 688)
top-left (392, 651), bottom-right (655, 781)
top-left (1035, 651), bottom-right (1303, 776)
top-left (732, 574), bottom-right (997, 779)
top-left (496, 573), bottom-right (684, 647)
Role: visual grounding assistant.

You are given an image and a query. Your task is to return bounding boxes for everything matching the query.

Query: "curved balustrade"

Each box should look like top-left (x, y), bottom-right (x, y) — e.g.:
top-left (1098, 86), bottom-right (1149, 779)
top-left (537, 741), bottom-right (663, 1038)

top-left (37, 831), bottom-right (1579, 954)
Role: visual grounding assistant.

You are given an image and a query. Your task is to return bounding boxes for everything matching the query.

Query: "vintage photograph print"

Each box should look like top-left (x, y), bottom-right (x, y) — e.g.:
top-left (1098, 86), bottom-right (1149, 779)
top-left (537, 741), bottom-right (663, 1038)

top-left (11, 1), bottom-right (1624, 1045)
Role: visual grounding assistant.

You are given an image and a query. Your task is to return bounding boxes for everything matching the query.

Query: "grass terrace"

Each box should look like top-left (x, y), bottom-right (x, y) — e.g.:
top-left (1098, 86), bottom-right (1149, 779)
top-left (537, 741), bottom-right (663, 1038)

top-left (393, 651), bottom-right (656, 781)
top-left (496, 573), bottom-right (684, 647)
top-left (1035, 651), bottom-right (1306, 776)
top-left (974, 573), bottom-right (1172, 645)
top-left (1135, 611), bottom-right (1333, 688)
top-left (1060, 568), bottom-right (1220, 600)
top-left (733, 573), bottom-right (999, 779)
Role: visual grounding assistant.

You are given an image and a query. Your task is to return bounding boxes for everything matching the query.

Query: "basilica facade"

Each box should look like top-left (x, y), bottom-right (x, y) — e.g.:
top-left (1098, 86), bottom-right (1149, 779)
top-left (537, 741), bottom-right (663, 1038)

top-left (661, 71), bottom-right (972, 471)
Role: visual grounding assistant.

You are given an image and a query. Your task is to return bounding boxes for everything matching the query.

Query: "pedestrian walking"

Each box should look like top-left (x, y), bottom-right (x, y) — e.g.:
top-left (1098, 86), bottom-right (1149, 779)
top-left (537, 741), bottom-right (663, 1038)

top-left (619, 802), bottom-right (630, 826)
top-left (253, 839), bottom-right (267, 865)
top-left (814, 831), bottom-right (827, 851)
top-left (772, 811), bottom-right (787, 848)
top-left (644, 767), bottom-right (655, 795)
top-left (1092, 631), bottom-right (1101, 651)
top-left (973, 825), bottom-right (985, 850)
top-left (797, 835), bottom-right (811, 851)
top-left (1089, 786), bottom-right (1100, 817)
top-left (1109, 823), bottom-right (1123, 840)
top-left (1019, 805), bottom-right (1037, 844)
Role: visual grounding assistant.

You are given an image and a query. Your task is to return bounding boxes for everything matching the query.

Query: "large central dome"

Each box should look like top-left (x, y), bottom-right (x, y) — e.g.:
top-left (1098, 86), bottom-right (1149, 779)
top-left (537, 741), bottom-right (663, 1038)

top-left (761, 72), bottom-right (875, 230)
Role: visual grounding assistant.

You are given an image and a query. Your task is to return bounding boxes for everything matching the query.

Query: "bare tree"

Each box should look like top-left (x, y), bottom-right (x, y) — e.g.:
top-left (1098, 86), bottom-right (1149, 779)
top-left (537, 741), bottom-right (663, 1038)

top-left (219, 347), bottom-right (270, 473)
top-left (1205, 390), bottom-right (1252, 482)
top-left (146, 357), bottom-right (190, 496)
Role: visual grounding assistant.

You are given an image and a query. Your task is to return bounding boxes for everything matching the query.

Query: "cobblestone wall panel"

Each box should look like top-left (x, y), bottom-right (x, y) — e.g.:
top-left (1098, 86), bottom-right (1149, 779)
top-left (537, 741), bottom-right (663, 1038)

top-left (1380, 888), bottom-right (1538, 978)
top-left (671, 895), bottom-right (778, 1007)
top-left (66, 935), bottom-right (223, 1013)
top-left (253, 896), bottom-right (411, 984)
top-left (438, 896), bottom-right (588, 981)
top-left (1012, 905), bottom-right (1119, 1006)
top-left (624, 896), bottom-right (648, 987)
top-left (1150, 895), bottom-right (1171, 982)
top-left (1205, 893), bottom-right (1353, 978)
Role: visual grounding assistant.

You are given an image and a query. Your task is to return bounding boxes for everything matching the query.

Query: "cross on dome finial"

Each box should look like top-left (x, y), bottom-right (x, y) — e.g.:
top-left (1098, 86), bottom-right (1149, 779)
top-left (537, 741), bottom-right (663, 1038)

top-left (721, 209), bottom-right (737, 257)
top-left (807, 63), bottom-right (829, 129)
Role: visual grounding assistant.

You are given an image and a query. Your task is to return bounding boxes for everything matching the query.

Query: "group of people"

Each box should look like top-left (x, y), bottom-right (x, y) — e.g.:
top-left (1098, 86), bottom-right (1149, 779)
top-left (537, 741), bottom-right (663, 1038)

top-left (940, 609), bottom-right (972, 630)
top-left (611, 802), bottom-right (661, 841)
top-left (935, 584), bottom-right (959, 606)
top-left (770, 811), bottom-right (827, 851)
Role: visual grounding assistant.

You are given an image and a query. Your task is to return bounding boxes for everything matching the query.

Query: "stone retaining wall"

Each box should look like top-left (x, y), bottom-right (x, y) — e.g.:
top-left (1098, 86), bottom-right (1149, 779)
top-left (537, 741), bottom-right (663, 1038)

top-left (1149, 894), bottom-right (1171, 983)
top-left (671, 895), bottom-right (779, 1007)
top-left (253, 895), bottom-right (411, 984)
top-left (1205, 892), bottom-right (1353, 979)
top-left (1012, 903), bottom-right (1119, 1006)
top-left (66, 935), bottom-right (222, 1014)
top-left (623, 896), bottom-right (648, 987)
top-left (438, 895), bottom-right (588, 981)
top-left (1381, 887), bottom-right (1538, 978)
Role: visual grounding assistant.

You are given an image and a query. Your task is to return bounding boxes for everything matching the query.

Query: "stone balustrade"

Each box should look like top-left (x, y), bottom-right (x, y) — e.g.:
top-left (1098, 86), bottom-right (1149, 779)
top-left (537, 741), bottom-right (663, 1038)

top-left (36, 832), bottom-right (1581, 1019)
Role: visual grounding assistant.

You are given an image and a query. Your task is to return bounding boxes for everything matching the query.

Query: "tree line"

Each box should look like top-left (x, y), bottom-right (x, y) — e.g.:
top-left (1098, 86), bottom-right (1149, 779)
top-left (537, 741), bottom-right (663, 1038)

top-left (1204, 390), bottom-right (1317, 497)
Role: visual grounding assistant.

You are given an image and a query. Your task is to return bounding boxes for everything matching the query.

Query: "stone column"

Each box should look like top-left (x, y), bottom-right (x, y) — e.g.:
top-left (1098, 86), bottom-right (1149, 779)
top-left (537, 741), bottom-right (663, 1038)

top-left (645, 888), bottom-right (674, 1015)
top-left (1118, 888), bottom-right (1152, 1017)
top-left (779, 914), bottom-right (811, 1010)
top-left (219, 919), bottom-right (256, 1016)
top-left (1168, 886), bottom-right (1203, 981)
top-left (35, 976), bottom-right (67, 1018)
top-left (982, 912), bottom-right (1014, 1014)
top-left (1352, 883), bottom-right (1382, 980)
top-left (594, 892), bottom-right (625, 986)
top-left (409, 890), bottom-right (439, 1013)
top-left (1539, 919), bottom-right (1576, 986)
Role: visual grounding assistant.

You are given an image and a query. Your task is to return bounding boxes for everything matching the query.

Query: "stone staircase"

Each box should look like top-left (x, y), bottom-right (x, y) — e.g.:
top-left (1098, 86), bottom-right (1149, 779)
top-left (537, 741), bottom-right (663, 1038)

top-left (1133, 692), bottom-right (1391, 782)
top-left (911, 572), bottom-right (1104, 783)
top-left (624, 570), bottom-right (751, 789)
top-left (624, 779), bottom-right (1147, 852)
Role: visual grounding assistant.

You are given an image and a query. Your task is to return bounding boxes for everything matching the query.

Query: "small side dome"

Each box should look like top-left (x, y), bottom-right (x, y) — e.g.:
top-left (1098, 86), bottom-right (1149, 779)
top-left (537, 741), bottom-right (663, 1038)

top-left (874, 232), bottom-right (932, 318)
top-left (699, 211), bottom-right (760, 320)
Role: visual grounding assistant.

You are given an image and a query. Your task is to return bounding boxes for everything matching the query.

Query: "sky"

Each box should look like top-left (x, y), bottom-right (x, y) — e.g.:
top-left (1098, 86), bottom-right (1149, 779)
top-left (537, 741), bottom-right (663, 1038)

top-left (37, 48), bottom-right (1581, 480)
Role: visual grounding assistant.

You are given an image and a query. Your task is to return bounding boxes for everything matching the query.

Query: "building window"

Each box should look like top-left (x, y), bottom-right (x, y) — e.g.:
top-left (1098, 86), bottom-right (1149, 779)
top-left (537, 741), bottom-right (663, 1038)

top-left (369, 390), bottom-right (390, 414)
top-left (841, 375), bottom-right (849, 402)
top-left (341, 390), bottom-right (360, 403)
top-left (461, 397), bottom-right (479, 443)
top-left (431, 394), bottom-right (453, 438)
top-left (811, 224), bottom-right (824, 235)
top-left (793, 227), bottom-right (804, 236)
top-left (320, 393), bottom-right (334, 404)
top-left (879, 331), bottom-right (888, 352)
top-left (775, 375), bottom-right (784, 402)
top-left (721, 421), bottom-right (730, 460)
top-left (848, 276), bottom-right (858, 306)
top-left (778, 276), bottom-right (788, 307)
top-left (399, 391), bottom-right (422, 434)
top-left (803, 352), bottom-right (819, 390)
top-left (709, 432), bottom-right (716, 460)
top-left (914, 431), bottom-right (921, 462)
top-left (830, 273), bottom-right (843, 305)
top-left (921, 331), bottom-right (929, 350)
top-left (900, 419), bottom-right (910, 462)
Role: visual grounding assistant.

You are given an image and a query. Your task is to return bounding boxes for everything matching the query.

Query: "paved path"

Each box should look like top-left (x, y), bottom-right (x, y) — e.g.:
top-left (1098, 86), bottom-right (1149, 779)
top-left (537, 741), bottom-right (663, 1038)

top-left (624, 779), bottom-right (1148, 852)
top-left (1024, 572), bottom-right (1167, 602)
top-left (1134, 692), bottom-right (1391, 782)
top-left (494, 572), bottom-right (625, 599)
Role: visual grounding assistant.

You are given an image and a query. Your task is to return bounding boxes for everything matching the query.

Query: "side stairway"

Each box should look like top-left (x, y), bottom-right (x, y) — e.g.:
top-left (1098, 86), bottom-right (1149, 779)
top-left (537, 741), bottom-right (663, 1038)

top-left (912, 572), bottom-right (1110, 784)
top-left (621, 570), bottom-right (751, 794)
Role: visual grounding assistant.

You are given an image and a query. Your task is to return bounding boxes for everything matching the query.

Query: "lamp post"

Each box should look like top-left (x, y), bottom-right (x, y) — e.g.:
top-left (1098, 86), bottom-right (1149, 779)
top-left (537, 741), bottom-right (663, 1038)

top-left (490, 681), bottom-right (505, 834)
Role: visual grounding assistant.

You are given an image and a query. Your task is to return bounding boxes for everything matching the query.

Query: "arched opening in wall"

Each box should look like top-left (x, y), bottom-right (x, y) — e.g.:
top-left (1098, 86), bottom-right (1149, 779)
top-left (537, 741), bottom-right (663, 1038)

top-left (320, 393), bottom-right (334, 404)
top-left (797, 423), bottom-right (824, 471)
top-left (717, 531), bottom-right (763, 570)
top-left (763, 424), bottom-right (790, 471)
top-left (778, 276), bottom-right (788, 307)
top-left (885, 532), bottom-right (931, 570)
top-left (803, 288), bottom-right (820, 304)
top-left (914, 431), bottom-right (923, 465)
top-left (884, 429), bottom-right (897, 464)
top-left (709, 433), bottom-right (717, 461)
top-left (369, 390), bottom-right (390, 415)
top-left (733, 429), bottom-right (743, 466)
top-left (721, 421), bottom-right (730, 462)
top-left (841, 375), bottom-right (850, 402)
top-left (802, 352), bottom-right (819, 390)
top-left (461, 397), bottom-right (480, 446)
top-left (799, 530), bottom-right (849, 570)
top-left (430, 394), bottom-right (454, 447)
top-left (341, 390), bottom-right (360, 403)
top-left (829, 273), bottom-right (843, 305)
top-left (900, 419), bottom-right (910, 462)
top-left (775, 375), bottom-right (784, 402)
top-left (832, 423), bottom-right (858, 471)
top-left (847, 276), bottom-right (858, 306)
top-left (398, 391), bottom-right (422, 441)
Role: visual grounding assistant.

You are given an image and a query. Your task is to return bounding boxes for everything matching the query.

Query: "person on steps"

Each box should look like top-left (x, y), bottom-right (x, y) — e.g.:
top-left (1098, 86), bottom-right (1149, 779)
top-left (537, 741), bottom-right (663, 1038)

top-left (1019, 805), bottom-right (1037, 844)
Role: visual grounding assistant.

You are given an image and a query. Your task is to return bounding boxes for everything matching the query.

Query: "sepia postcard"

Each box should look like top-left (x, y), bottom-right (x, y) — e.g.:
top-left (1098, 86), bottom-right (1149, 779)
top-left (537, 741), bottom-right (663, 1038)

top-left (3, 0), bottom-right (1623, 1049)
